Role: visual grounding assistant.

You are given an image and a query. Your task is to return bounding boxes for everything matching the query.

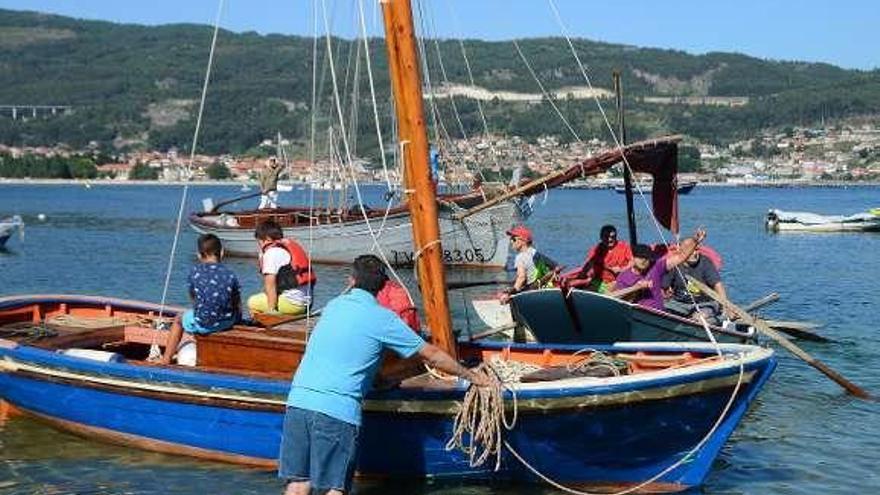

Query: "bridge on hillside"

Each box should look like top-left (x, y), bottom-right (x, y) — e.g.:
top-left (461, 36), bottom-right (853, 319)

top-left (0, 105), bottom-right (73, 120)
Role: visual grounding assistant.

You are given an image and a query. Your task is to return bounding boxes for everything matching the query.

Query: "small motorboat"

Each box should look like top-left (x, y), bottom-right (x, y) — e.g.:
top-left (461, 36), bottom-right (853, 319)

top-left (766, 209), bottom-right (880, 232)
top-left (0, 215), bottom-right (23, 248)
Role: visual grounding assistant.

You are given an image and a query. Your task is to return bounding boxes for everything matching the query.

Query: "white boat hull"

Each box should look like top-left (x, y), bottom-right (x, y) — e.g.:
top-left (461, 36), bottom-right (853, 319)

top-left (190, 202), bottom-right (517, 268)
top-left (766, 208), bottom-right (880, 232)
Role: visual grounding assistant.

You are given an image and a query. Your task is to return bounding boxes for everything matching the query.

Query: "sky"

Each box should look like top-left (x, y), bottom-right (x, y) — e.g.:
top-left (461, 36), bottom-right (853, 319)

top-left (1, 0), bottom-right (877, 70)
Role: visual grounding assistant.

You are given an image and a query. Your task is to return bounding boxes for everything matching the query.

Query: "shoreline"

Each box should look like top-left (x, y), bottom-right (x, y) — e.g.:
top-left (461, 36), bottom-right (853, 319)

top-left (1, 177), bottom-right (879, 188)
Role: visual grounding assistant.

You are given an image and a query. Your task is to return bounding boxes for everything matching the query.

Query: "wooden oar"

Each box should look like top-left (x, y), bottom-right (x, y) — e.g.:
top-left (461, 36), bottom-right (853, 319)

top-left (762, 320), bottom-right (830, 343)
top-left (741, 293), bottom-right (780, 313)
top-left (687, 276), bottom-right (870, 399)
top-left (210, 191), bottom-right (264, 213)
top-left (446, 280), bottom-right (509, 290)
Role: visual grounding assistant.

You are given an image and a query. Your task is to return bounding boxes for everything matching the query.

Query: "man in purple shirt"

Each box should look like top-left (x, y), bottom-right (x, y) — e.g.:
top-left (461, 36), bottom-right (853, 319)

top-left (610, 228), bottom-right (707, 311)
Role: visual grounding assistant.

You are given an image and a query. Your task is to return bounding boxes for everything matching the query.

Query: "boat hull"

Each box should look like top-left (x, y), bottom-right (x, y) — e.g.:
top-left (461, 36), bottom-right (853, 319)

top-left (0, 340), bottom-right (774, 492)
top-left (509, 289), bottom-right (753, 344)
top-left (767, 220), bottom-right (880, 232)
top-left (0, 295), bottom-right (775, 491)
top-left (190, 202), bottom-right (517, 268)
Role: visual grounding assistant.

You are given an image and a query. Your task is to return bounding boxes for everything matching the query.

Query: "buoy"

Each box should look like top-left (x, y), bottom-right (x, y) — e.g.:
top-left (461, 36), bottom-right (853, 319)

top-left (37, 214), bottom-right (46, 221)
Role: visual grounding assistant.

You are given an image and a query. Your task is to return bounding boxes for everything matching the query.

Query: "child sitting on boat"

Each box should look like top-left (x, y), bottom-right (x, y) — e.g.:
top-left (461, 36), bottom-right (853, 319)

top-left (161, 234), bottom-right (241, 365)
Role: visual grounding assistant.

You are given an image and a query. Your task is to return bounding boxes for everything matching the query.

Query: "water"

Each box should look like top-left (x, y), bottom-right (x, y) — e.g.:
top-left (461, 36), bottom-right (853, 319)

top-left (1, 183), bottom-right (879, 494)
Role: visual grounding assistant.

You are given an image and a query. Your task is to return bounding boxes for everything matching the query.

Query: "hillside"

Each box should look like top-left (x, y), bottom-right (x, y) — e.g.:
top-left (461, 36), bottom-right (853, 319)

top-left (1, 8), bottom-right (879, 154)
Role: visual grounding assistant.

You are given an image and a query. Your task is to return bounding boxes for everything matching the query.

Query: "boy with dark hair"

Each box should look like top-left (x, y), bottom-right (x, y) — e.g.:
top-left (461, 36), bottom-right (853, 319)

top-left (248, 220), bottom-right (316, 316)
top-left (279, 254), bottom-right (490, 495)
top-left (161, 234), bottom-right (241, 365)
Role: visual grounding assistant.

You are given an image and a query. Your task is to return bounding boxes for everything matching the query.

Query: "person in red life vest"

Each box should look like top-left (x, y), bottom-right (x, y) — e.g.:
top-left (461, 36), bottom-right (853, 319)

top-left (563, 225), bottom-right (633, 293)
top-left (345, 255), bottom-right (420, 332)
top-left (247, 220), bottom-right (316, 316)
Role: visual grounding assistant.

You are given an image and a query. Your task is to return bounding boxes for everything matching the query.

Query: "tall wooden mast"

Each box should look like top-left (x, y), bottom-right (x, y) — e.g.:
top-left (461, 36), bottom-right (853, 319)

top-left (380, 0), bottom-right (456, 358)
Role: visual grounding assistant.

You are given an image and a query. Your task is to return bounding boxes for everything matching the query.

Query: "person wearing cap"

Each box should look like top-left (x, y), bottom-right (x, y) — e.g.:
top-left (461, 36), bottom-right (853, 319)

top-left (500, 225), bottom-right (557, 303)
top-left (564, 224), bottom-right (632, 293)
top-left (609, 228), bottom-right (707, 311)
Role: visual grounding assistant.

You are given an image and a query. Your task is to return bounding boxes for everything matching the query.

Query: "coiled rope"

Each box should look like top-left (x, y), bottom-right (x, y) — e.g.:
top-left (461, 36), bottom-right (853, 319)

top-left (446, 351), bottom-right (746, 495)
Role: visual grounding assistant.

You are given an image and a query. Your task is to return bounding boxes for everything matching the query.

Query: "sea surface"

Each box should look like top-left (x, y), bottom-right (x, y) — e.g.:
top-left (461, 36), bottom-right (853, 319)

top-left (0, 183), bottom-right (878, 494)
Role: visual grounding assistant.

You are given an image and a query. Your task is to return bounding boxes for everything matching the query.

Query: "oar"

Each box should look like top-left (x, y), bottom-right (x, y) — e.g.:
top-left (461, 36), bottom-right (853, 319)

top-left (467, 323), bottom-right (517, 341)
top-left (726, 293), bottom-right (829, 342)
top-left (741, 293), bottom-right (780, 313)
top-left (210, 191), bottom-right (264, 213)
top-left (762, 320), bottom-right (830, 343)
top-left (446, 280), bottom-right (509, 290)
top-left (687, 276), bottom-right (870, 399)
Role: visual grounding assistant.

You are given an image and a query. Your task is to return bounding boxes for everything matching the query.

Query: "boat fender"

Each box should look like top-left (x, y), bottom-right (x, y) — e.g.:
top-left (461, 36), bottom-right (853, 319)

top-left (60, 348), bottom-right (126, 363)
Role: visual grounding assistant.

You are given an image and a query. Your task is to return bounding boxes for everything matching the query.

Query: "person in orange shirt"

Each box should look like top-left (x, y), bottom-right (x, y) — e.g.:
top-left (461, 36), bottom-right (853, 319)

top-left (564, 225), bottom-right (633, 293)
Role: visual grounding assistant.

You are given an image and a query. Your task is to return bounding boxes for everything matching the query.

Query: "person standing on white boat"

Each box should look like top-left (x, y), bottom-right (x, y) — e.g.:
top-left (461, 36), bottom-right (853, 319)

top-left (248, 221), bottom-right (315, 316)
top-left (259, 157), bottom-right (283, 209)
top-left (279, 255), bottom-right (491, 495)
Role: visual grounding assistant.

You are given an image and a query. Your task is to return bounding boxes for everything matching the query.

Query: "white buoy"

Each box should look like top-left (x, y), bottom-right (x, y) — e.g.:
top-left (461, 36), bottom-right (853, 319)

top-left (37, 214), bottom-right (46, 221)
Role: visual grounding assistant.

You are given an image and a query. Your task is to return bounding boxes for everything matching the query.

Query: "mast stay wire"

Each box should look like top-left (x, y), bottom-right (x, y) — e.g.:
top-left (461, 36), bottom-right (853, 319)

top-left (544, 0), bottom-right (717, 340)
top-left (157, 0), bottom-right (225, 319)
top-left (319, 0), bottom-right (414, 305)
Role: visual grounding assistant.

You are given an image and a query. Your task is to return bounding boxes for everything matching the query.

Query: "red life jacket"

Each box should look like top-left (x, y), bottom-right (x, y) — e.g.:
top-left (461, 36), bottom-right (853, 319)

top-left (259, 238), bottom-right (317, 290)
top-left (376, 280), bottom-right (420, 332)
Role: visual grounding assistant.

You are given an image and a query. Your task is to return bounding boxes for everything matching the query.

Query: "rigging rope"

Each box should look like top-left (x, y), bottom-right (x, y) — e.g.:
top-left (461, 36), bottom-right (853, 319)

top-left (511, 38), bottom-right (582, 143)
top-left (157, 0), bottom-right (225, 319)
top-left (320, 0), bottom-right (415, 306)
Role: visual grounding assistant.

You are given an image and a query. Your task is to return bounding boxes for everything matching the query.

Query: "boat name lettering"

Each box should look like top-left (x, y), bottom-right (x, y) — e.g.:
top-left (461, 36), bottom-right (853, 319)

top-left (390, 248), bottom-right (485, 264)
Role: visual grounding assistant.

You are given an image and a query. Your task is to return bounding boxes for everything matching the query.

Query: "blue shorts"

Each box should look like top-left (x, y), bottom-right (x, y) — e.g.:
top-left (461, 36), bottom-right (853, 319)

top-left (278, 407), bottom-right (359, 493)
top-left (181, 309), bottom-right (235, 335)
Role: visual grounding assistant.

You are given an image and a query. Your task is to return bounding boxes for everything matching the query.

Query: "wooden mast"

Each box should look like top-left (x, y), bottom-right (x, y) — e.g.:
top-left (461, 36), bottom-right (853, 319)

top-left (614, 70), bottom-right (638, 247)
top-left (380, 0), bottom-right (457, 358)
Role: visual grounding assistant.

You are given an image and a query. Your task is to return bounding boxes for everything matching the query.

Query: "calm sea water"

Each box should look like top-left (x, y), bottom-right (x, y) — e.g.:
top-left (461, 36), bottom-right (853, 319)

top-left (0, 183), bottom-right (878, 494)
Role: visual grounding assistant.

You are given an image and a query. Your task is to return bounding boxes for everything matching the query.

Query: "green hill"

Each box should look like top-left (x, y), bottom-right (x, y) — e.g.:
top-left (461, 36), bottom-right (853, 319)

top-left (1, 8), bottom-right (878, 154)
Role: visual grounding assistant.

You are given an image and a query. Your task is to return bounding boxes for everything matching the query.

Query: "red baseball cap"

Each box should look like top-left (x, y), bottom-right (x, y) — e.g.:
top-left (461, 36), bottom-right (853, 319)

top-left (506, 225), bottom-right (533, 242)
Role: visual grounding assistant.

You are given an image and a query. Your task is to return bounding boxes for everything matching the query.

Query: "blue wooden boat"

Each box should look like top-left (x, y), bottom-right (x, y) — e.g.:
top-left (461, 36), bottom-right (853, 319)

top-left (0, 294), bottom-right (776, 492)
top-left (510, 288), bottom-right (754, 344)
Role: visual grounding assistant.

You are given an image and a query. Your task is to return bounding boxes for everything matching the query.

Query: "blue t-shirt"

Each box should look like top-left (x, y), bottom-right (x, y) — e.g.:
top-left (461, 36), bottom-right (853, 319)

top-left (188, 263), bottom-right (240, 331)
top-left (288, 288), bottom-right (426, 426)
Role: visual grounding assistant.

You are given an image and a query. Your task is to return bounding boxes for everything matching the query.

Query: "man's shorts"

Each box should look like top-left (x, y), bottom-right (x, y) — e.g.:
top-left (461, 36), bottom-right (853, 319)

top-left (181, 309), bottom-right (234, 335)
top-left (278, 407), bottom-right (359, 493)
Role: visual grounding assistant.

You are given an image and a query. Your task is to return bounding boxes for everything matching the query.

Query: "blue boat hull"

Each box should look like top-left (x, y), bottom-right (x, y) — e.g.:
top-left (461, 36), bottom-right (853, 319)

top-left (0, 339), bottom-right (775, 492)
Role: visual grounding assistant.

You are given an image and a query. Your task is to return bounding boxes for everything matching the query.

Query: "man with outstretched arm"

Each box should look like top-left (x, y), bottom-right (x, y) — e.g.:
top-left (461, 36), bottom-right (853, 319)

top-left (279, 255), bottom-right (491, 495)
top-left (609, 228), bottom-right (708, 311)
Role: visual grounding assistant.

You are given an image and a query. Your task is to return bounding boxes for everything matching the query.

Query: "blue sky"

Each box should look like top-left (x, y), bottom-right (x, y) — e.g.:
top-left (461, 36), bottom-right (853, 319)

top-left (1, 0), bottom-right (877, 70)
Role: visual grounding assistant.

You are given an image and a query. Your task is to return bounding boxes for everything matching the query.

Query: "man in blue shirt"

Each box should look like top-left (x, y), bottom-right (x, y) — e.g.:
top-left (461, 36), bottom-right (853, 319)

top-left (279, 255), bottom-right (489, 495)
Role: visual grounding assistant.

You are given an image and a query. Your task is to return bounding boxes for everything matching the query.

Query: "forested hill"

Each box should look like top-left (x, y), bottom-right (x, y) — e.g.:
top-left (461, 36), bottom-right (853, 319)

top-left (1, 8), bottom-right (879, 154)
